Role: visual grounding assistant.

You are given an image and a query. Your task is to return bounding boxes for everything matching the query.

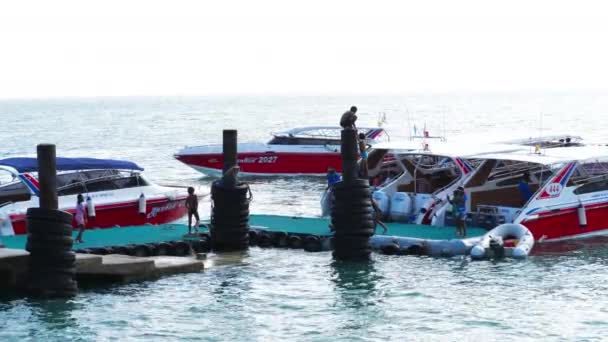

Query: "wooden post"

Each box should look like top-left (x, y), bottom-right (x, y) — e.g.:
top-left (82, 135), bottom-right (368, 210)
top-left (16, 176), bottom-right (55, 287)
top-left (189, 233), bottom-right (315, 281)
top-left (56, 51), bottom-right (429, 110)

top-left (37, 144), bottom-right (58, 210)
top-left (222, 130), bottom-right (238, 188)
top-left (340, 128), bottom-right (359, 183)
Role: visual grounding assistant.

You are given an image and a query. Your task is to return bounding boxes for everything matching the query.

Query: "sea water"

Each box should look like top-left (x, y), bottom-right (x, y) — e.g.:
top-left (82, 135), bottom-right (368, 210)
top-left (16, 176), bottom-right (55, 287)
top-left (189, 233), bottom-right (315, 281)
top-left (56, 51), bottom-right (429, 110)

top-left (1, 94), bottom-right (608, 341)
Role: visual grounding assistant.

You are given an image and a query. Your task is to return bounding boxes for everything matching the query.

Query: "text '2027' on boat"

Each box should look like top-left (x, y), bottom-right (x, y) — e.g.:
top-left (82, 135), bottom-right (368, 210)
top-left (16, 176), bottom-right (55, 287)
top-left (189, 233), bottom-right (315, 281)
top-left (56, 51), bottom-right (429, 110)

top-left (0, 157), bottom-right (192, 236)
top-left (174, 126), bottom-right (388, 176)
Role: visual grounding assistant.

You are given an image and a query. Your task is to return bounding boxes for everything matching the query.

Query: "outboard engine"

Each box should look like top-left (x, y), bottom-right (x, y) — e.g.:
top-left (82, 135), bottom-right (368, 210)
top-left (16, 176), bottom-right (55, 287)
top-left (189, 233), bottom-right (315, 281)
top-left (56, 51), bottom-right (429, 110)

top-left (390, 192), bottom-right (412, 222)
top-left (489, 236), bottom-right (505, 259)
top-left (372, 191), bottom-right (390, 219)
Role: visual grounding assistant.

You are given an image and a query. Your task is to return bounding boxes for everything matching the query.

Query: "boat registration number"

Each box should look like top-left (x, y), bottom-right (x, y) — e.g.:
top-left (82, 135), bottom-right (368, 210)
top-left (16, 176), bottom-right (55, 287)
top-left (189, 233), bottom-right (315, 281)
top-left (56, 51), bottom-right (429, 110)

top-left (258, 156), bottom-right (278, 163)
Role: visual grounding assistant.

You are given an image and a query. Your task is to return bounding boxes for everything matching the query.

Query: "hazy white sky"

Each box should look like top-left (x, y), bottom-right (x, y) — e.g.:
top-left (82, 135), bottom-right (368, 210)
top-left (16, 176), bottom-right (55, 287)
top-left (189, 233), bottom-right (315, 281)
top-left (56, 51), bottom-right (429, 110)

top-left (1, 0), bottom-right (607, 98)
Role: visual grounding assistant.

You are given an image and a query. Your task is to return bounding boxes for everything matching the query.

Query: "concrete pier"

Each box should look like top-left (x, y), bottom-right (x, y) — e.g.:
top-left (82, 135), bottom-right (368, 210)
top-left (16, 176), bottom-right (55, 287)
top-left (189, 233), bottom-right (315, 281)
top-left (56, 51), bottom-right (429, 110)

top-left (0, 248), bottom-right (205, 289)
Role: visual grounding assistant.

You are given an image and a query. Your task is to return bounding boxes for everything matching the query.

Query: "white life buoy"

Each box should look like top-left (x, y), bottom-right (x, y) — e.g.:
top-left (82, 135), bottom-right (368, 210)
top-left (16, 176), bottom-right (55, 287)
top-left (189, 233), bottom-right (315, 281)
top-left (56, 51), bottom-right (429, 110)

top-left (86, 196), bottom-right (96, 219)
top-left (138, 193), bottom-right (146, 216)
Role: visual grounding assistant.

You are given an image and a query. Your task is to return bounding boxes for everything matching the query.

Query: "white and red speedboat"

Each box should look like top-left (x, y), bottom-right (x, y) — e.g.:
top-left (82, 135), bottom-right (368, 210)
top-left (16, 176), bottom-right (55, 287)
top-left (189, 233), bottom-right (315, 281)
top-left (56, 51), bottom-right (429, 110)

top-left (175, 126), bottom-right (388, 176)
top-left (459, 146), bottom-right (608, 242)
top-left (0, 157), bottom-right (191, 236)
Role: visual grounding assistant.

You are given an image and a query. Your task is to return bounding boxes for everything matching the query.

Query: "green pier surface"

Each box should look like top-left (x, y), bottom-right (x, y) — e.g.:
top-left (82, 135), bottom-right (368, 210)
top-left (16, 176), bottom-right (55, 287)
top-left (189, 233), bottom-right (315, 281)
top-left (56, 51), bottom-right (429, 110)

top-left (1, 215), bottom-right (487, 250)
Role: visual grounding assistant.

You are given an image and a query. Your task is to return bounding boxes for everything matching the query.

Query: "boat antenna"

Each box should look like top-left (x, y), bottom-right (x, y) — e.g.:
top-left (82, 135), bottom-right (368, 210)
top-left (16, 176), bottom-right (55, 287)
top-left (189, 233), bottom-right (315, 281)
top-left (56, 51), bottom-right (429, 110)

top-left (538, 112), bottom-right (543, 154)
top-left (442, 107), bottom-right (447, 142)
top-left (407, 108), bottom-right (412, 141)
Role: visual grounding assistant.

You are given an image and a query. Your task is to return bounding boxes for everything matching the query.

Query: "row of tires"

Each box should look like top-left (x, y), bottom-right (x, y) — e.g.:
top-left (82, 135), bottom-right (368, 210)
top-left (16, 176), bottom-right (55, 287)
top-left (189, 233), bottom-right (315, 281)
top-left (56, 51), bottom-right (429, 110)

top-left (74, 238), bottom-right (211, 257)
top-left (248, 230), bottom-right (327, 252)
top-left (330, 180), bottom-right (375, 260)
top-left (211, 181), bottom-right (251, 251)
top-left (249, 230), bottom-right (430, 257)
top-left (72, 232), bottom-right (429, 257)
top-left (26, 208), bottom-right (78, 297)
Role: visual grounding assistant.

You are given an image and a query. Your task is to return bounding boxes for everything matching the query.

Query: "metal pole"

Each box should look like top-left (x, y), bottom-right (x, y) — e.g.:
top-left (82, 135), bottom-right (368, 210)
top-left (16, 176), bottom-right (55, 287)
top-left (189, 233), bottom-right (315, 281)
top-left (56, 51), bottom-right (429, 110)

top-left (37, 144), bottom-right (58, 210)
top-left (222, 130), bottom-right (238, 188)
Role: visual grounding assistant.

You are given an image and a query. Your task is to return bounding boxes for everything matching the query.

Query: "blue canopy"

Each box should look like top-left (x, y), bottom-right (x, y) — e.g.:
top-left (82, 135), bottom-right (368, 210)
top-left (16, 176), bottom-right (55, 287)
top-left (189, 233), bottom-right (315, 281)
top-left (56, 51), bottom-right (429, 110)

top-left (0, 157), bottom-right (144, 173)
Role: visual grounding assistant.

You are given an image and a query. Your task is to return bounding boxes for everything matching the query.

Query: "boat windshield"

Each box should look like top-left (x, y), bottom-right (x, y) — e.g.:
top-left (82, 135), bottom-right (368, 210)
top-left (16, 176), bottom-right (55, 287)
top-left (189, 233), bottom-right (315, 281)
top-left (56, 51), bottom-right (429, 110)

top-left (0, 169), bottom-right (150, 206)
top-left (268, 127), bottom-right (386, 145)
top-left (56, 170), bottom-right (149, 196)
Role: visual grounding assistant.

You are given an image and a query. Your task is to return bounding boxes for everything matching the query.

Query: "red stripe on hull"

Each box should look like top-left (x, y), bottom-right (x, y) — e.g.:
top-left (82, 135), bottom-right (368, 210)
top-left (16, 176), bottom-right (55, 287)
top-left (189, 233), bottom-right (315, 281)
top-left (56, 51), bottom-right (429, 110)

top-left (10, 198), bottom-right (188, 235)
top-left (523, 203), bottom-right (608, 240)
top-left (176, 152), bottom-right (343, 174)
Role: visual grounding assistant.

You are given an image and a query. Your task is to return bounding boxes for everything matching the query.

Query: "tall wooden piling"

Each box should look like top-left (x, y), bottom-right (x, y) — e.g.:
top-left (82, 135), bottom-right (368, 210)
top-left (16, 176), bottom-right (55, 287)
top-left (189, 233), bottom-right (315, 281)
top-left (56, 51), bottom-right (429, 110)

top-left (331, 128), bottom-right (374, 261)
top-left (37, 144), bottom-right (58, 210)
top-left (210, 130), bottom-right (251, 251)
top-left (26, 144), bottom-right (77, 297)
top-left (340, 128), bottom-right (360, 184)
top-left (222, 129), bottom-right (238, 188)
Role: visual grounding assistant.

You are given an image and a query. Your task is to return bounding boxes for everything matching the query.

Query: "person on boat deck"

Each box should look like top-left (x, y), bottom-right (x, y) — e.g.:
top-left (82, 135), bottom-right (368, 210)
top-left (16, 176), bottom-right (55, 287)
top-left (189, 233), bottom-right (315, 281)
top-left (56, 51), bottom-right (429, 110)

top-left (448, 187), bottom-right (467, 238)
top-left (340, 106), bottom-right (358, 130)
top-left (74, 193), bottom-right (87, 243)
top-left (358, 132), bottom-right (369, 178)
top-left (518, 172), bottom-right (533, 204)
top-left (186, 187), bottom-right (200, 234)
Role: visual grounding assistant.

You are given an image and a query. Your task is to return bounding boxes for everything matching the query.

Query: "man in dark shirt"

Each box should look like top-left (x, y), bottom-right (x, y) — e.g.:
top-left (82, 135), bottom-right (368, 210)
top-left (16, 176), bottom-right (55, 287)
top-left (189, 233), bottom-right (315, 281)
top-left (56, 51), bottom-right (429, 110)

top-left (340, 106), bottom-right (358, 129)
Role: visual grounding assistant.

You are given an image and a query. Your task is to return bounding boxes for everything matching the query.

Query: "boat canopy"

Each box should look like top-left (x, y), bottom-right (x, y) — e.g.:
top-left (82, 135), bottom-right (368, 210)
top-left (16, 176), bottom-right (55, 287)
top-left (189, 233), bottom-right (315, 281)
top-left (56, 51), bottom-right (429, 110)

top-left (468, 146), bottom-right (608, 165)
top-left (0, 157), bottom-right (144, 174)
top-left (370, 141), bottom-right (526, 158)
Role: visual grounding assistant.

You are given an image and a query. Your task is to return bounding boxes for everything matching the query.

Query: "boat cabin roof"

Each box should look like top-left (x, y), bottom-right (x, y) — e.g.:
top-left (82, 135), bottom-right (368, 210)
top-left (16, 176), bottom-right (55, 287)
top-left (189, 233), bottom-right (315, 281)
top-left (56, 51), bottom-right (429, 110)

top-left (499, 134), bottom-right (584, 147)
top-left (470, 146), bottom-right (608, 165)
top-left (0, 157), bottom-right (144, 174)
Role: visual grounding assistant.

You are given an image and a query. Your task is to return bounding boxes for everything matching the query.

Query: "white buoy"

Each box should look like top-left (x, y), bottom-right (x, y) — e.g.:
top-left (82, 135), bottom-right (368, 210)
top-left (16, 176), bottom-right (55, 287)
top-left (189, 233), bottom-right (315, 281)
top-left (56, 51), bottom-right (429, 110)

top-left (577, 201), bottom-right (587, 227)
top-left (86, 196), bottom-right (96, 220)
top-left (138, 193), bottom-right (146, 216)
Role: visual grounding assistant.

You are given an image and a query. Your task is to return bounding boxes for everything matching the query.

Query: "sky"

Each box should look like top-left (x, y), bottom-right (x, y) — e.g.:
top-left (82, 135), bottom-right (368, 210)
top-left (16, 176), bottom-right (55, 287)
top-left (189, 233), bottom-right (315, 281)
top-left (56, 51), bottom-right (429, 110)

top-left (1, 0), bottom-right (608, 98)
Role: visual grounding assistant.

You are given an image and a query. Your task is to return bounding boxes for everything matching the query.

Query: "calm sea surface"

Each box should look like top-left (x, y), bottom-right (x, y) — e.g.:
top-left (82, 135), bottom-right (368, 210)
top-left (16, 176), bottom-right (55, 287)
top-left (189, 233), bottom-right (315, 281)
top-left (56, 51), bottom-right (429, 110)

top-left (1, 95), bottom-right (608, 341)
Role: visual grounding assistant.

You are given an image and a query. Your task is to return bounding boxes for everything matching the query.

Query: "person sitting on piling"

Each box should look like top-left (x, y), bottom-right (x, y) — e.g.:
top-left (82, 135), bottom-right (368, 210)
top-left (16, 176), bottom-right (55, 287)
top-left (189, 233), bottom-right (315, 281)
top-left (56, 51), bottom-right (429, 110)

top-left (447, 187), bottom-right (467, 238)
top-left (74, 193), bottom-right (87, 243)
top-left (340, 106), bottom-right (358, 130)
top-left (186, 187), bottom-right (200, 234)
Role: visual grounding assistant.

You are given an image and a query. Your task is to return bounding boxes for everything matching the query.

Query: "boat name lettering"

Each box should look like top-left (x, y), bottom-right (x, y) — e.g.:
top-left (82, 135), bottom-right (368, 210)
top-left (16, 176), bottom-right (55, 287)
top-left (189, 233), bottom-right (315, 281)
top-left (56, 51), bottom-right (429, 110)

top-left (89, 193), bottom-right (113, 198)
top-left (147, 201), bottom-right (183, 219)
top-left (237, 157), bottom-right (258, 164)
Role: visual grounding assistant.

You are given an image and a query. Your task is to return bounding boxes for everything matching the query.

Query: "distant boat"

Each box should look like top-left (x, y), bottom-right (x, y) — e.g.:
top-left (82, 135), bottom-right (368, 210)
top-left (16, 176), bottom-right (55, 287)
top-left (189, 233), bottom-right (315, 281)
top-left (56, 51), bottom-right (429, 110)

top-left (174, 126), bottom-right (388, 176)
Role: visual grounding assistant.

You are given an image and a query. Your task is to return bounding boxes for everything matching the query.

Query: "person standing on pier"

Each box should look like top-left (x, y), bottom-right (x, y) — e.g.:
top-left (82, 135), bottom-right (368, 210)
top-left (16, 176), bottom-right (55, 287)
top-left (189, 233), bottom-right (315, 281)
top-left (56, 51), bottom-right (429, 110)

top-left (186, 187), bottom-right (200, 234)
top-left (340, 106), bottom-right (358, 130)
top-left (74, 193), bottom-right (87, 243)
top-left (448, 187), bottom-right (467, 238)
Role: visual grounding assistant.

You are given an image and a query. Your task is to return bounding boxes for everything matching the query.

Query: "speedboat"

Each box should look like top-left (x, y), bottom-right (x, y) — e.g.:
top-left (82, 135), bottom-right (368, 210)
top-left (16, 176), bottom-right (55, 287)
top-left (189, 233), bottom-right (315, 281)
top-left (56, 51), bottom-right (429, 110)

top-left (0, 157), bottom-right (192, 236)
top-left (364, 140), bottom-right (526, 224)
top-left (455, 146), bottom-right (608, 242)
top-left (174, 126), bottom-right (388, 176)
